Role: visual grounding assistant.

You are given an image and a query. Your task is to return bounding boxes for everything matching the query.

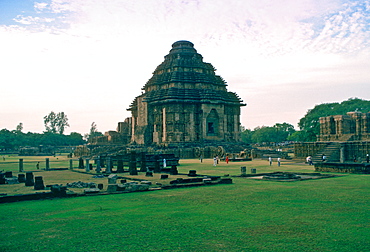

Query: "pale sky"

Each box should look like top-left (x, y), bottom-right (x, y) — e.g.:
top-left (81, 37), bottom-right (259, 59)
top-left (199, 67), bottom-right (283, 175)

top-left (0, 0), bottom-right (369, 134)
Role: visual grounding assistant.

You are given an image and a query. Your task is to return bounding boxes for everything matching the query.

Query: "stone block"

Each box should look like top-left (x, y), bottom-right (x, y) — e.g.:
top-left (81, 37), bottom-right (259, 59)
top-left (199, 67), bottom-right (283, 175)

top-left (108, 174), bottom-right (118, 184)
top-left (107, 184), bottom-right (117, 192)
top-left (18, 174), bottom-right (26, 183)
top-left (141, 181), bottom-right (152, 185)
top-left (188, 170), bottom-right (197, 177)
top-left (6, 178), bottom-right (19, 184)
top-left (84, 188), bottom-right (100, 194)
top-left (126, 184), bottom-right (149, 192)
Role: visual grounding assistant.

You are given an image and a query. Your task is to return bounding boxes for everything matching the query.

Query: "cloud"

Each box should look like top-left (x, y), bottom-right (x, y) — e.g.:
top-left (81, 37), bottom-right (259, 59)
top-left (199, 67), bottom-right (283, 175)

top-left (34, 2), bottom-right (49, 13)
top-left (0, 0), bottom-right (369, 133)
top-left (13, 15), bottom-right (54, 25)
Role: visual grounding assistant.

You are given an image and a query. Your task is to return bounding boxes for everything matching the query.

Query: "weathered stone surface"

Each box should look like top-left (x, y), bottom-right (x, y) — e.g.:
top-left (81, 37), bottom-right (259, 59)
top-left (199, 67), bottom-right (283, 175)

top-left (108, 174), bottom-right (118, 184)
top-left (91, 41), bottom-right (245, 146)
top-left (107, 184), bottom-right (117, 192)
top-left (319, 112), bottom-right (370, 142)
top-left (84, 188), bottom-right (100, 194)
top-left (125, 184), bottom-right (149, 192)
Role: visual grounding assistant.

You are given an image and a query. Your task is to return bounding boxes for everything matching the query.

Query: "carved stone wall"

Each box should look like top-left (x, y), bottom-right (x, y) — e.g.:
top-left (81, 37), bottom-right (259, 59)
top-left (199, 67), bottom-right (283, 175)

top-left (319, 112), bottom-right (370, 141)
top-left (120, 40), bottom-right (245, 146)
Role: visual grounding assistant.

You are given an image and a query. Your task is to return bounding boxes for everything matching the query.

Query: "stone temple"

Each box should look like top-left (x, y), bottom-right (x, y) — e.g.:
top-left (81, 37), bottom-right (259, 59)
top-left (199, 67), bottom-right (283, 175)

top-left (114, 40), bottom-right (246, 146)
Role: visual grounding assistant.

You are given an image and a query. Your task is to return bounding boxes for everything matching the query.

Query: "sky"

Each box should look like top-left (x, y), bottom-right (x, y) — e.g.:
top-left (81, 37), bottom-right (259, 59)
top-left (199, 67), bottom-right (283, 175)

top-left (0, 0), bottom-right (369, 135)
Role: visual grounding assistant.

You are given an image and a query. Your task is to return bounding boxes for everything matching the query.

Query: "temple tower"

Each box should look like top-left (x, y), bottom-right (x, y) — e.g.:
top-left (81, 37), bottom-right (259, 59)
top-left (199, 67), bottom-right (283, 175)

top-left (125, 40), bottom-right (246, 145)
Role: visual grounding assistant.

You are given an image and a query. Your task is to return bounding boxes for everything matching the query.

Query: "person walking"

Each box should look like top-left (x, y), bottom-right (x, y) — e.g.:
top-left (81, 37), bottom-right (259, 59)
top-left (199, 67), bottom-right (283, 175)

top-left (213, 156), bottom-right (217, 166)
top-left (277, 157), bottom-right (281, 167)
top-left (226, 155), bottom-right (229, 164)
top-left (269, 156), bottom-right (272, 166)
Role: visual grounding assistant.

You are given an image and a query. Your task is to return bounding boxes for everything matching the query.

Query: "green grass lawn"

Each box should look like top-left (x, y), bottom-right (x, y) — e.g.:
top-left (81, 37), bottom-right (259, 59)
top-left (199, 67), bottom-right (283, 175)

top-left (0, 157), bottom-right (369, 251)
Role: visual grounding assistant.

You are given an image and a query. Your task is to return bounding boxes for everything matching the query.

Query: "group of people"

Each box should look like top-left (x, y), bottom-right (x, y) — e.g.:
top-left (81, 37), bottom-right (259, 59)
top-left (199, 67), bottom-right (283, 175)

top-left (306, 153), bottom-right (370, 164)
top-left (211, 155), bottom-right (230, 166)
top-left (268, 156), bottom-right (281, 166)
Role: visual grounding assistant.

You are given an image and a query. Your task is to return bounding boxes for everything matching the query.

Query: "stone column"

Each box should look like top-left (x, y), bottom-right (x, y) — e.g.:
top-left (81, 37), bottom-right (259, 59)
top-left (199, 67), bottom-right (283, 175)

top-left (162, 107), bottom-right (167, 142)
top-left (241, 166), bottom-right (246, 176)
top-left (106, 157), bottom-right (112, 174)
top-left (78, 158), bottom-right (84, 168)
top-left (96, 157), bottom-right (101, 173)
top-left (45, 158), bottom-right (50, 171)
top-left (129, 151), bottom-right (137, 175)
top-left (140, 152), bottom-right (147, 172)
top-left (85, 158), bottom-right (90, 172)
top-left (154, 155), bottom-right (161, 173)
top-left (19, 159), bottom-right (24, 172)
top-left (34, 176), bottom-right (45, 190)
top-left (117, 158), bottom-right (124, 173)
top-left (25, 172), bottom-right (34, 186)
top-left (340, 147), bottom-right (345, 163)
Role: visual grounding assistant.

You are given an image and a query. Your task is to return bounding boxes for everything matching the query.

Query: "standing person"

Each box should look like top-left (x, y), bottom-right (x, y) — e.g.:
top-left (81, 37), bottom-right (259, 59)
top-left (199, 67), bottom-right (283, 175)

top-left (277, 157), bottom-right (281, 167)
top-left (269, 156), bottom-right (272, 166)
top-left (163, 159), bottom-right (166, 168)
top-left (306, 156), bottom-right (312, 165)
top-left (322, 154), bottom-right (326, 162)
top-left (216, 155), bottom-right (219, 164)
top-left (200, 155), bottom-right (203, 163)
top-left (226, 155), bottom-right (229, 164)
top-left (213, 156), bottom-right (217, 166)
top-left (366, 154), bottom-right (369, 163)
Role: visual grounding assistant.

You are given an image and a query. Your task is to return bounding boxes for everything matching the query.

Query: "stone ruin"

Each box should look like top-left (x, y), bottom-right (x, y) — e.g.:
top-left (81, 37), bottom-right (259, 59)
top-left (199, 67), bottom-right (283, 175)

top-left (89, 40), bottom-right (248, 157)
top-left (294, 111), bottom-right (370, 173)
top-left (318, 112), bottom-right (370, 142)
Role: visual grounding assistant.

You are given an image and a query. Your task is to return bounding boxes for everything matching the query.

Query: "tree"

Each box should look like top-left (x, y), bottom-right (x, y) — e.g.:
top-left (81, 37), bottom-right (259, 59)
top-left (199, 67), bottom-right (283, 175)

top-left (241, 123), bottom-right (296, 144)
top-left (84, 122), bottom-right (103, 141)
top-left (44, 111), bottom-right (70, 134)
top-left (56, 112), bottom-right (69, 134)
top-left (240, 127), bottom-right (253, 143)
top-left (16, 123), bottom-right (23, 133)
top-left (298, 98), bottom-right (370, 141)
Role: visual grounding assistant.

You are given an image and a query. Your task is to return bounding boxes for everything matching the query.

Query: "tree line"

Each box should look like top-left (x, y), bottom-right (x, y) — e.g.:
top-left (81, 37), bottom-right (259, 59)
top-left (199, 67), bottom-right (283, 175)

top-left (1, 98), bottom-right (369, 149)
top-left (241, 98), bottom-right (370, 144)
top-left (0, 111), bottom-right (103, 150)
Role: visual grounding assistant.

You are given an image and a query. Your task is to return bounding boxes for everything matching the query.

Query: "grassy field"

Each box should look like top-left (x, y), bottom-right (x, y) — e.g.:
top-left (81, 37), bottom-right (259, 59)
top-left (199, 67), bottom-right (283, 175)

top-left (0, 156), bottom-right (369, 251)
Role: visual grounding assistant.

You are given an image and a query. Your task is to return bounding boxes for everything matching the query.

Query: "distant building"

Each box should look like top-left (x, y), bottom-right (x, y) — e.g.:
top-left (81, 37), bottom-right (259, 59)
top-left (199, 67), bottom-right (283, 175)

top-left (117, 40), bottom-right (246, 145)
top-left (295, 111), bottom-right (370, 165)
top-left (319, 112), bottom-right (370, 141)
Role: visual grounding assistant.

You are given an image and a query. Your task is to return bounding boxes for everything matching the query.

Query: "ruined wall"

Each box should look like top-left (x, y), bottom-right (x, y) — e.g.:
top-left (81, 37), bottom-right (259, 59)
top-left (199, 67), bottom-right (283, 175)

top-left (123, 40), bottom-right (245, 146)
top-left (319, 112), bottom-right (370, 141)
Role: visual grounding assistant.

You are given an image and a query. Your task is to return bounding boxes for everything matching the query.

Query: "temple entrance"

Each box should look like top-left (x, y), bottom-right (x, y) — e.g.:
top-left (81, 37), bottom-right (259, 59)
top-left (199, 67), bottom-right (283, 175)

top-left (206, 109), bottom-right (219, 136)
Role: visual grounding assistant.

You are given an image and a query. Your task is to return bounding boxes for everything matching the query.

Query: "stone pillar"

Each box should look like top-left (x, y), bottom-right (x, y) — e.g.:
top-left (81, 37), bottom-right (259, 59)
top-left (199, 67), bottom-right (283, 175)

top-left (241, 166), bottom-right (246, 176)
top-left (117, 158), bottom-right (124, 173)
top-left (340, 147), bottom-right (345, 163)
top-left (129, 151), bottom-right (137, 175)
top-left (170, 165), bottom-right (178, 175)
top-left (106, 157), bottom-right (112, 174)
top-left (78, 158), bottom-right (84, 168)
top-left (96, 157), bottom-right (101, 173)
top-left (140, 152), bottom-right (147, 172)
top-left (45, 158), bottom-right (50, 171)
top-left (18, 174), bottom-right (26, 183)
top-left (25, 172), bottom-right (34, 186)
top-left (154, 155), bottom-right (161, 173)
top-left (34, 176), bottom-right (45, 190)
top-left (85, 158), bottom-right (90, 172)
top-left (19, 159), bottom-right (24, 172)
top-left (69, 159), bottom-right (73, 170)
top-left (162, 107), bottom-right (167, 142)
